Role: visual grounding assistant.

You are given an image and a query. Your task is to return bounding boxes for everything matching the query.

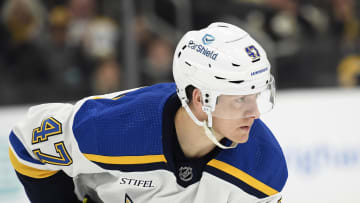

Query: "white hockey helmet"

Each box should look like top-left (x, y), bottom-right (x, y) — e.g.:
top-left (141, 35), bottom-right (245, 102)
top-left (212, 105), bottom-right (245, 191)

top-left (173, 22), bottom-right (275, 149)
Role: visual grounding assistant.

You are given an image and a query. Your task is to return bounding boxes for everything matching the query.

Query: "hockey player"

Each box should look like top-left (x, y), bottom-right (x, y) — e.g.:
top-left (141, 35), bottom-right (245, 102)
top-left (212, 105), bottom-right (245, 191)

top-left (9, 22), bottom-right (287, 203)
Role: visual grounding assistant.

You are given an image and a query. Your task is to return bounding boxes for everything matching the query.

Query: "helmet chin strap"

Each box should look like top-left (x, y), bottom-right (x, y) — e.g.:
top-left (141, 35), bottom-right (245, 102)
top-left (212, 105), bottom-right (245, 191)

top-left (181, 100), bottom-right (238, 149)
top-left (182, 101), bottom-right (204, 126)
top-left (203, 112), bottom-right (238, 149)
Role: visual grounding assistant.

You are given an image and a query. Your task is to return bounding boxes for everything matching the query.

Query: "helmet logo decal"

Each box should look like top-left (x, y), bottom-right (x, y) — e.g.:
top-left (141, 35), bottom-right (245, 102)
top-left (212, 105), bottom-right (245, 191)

top-left (188, 40), bottom-right (218, 60)
top-left (202, 34), bottom-right (215, 45)
top-left (245, 45), bottom-right (260, 63)
top-left (251, 67), bottom-right (268, 76)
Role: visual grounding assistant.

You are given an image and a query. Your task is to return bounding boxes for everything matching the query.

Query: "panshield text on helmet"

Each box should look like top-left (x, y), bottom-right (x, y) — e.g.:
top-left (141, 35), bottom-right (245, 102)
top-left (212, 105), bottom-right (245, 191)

top-left (187, 40), bottom-right (218, 61)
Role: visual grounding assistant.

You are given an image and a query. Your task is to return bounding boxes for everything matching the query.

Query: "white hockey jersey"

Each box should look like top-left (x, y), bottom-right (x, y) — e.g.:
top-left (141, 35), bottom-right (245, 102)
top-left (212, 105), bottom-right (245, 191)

top-left (9, 83), bottom-right (287, 203)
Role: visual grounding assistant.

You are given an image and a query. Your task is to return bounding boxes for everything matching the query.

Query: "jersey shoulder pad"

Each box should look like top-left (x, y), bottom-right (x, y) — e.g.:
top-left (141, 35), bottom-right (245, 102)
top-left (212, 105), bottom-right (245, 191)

top-left (72, 83), bottom-right (176, 169)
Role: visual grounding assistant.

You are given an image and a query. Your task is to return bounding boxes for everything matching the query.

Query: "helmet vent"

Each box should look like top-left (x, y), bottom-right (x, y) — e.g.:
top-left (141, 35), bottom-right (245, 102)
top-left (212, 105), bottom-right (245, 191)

top-left (178, 51), bottom-right (182, 58)
top-left (229, 80), bottom-right (244, 84)
top-left (232, 63), bottom-right (240, 67)
top-left (182, 45), bottom-right (187, 50)
top-left (185, 61), bottom-right (192, 66)
top-left (252, 58), bottom-right (260, 63)
top-left (217, 25), bottom-right (228, 28)
top-left (215, 76), bottom-right (226, 80)
top-left (209, 64), bottom-right (212, 68)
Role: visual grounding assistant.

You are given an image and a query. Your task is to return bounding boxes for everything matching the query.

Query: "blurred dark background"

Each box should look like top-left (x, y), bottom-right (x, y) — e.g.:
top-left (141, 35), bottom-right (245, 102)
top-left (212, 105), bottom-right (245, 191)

top-left (0, 0), bottom-right (359, 105)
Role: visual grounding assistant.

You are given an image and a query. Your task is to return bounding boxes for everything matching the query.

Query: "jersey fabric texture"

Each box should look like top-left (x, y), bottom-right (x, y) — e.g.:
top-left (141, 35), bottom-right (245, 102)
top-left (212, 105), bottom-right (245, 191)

top-left (8, 83), bottom-right (288, 203)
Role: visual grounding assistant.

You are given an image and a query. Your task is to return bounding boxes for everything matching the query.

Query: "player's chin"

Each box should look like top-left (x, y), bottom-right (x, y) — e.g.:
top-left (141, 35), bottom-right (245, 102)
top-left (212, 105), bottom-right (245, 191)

top-left (230, 131), bottom-right (250, 143)
top-left (236, 135), bottom-right (249, 143)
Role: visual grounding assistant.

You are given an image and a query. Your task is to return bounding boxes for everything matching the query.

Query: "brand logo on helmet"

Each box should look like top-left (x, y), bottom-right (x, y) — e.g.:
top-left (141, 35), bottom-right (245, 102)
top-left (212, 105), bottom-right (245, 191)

top-left (202, 34), bottom-right (215, 45)
top-left (251, 67), bottom-right (268, 76)
top-left (188, 40), bottom-right (218, 60)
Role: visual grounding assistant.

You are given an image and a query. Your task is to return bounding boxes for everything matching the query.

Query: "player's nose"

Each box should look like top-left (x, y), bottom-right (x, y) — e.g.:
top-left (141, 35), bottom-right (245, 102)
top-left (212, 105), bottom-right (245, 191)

top-left (243, 102), bottom-right (260, 119)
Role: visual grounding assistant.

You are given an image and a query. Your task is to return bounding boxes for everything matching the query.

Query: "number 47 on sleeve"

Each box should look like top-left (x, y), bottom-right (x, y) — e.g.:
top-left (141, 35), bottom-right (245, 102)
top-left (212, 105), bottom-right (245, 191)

top-left (31, 117), bottom-right (73, 166)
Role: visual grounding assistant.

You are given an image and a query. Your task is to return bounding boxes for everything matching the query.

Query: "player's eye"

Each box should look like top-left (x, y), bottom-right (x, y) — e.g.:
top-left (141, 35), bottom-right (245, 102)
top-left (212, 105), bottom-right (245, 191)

top-left (235, 97), bottom-right (246, 103)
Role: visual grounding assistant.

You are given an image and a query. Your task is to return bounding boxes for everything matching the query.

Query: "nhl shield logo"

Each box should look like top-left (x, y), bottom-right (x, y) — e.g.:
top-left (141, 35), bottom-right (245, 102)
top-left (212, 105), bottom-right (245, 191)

top-left (178, 166), bottom-right (193, 182)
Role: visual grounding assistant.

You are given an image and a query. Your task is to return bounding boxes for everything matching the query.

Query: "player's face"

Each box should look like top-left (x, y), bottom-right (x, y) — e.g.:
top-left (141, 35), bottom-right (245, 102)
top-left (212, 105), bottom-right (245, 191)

top-left (212, 117), bottom-right (257, 143)
top-left (212, 95), bottom-right (260, 143)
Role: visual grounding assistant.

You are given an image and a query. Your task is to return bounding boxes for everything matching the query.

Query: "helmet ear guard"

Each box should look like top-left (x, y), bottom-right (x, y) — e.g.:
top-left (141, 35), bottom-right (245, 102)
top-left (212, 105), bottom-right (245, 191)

top-left (173, 22), bottom-right (275, 149)
top-left (200, 91), bottom-right (217, 112)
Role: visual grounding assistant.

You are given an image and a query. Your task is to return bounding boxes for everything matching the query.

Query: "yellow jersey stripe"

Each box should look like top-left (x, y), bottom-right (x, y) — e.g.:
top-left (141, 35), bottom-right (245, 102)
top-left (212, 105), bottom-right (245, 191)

top-left (207, 159), bottom-right (278, 196)
top-left (83, 154), bottom-right (167, 164)
top-left (92, 97), bottom-right (103, 100)
top-left (112, 95), bottom-right (125, 100)
top-left (9, 148), bottom-right (58, 179)
top-left (92, 95), bottom-right (125, 100)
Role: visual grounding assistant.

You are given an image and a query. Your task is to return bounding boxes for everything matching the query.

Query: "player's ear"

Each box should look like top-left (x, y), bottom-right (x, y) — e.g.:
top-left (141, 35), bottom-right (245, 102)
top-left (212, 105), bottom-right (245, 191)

top-left (192, 88), bottom-right (202, 106)
top-left (191, 89), bottom-right (208, 121)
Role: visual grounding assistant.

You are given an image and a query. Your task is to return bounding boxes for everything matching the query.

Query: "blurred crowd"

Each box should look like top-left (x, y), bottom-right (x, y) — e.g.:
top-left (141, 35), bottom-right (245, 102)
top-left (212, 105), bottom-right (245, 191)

top-left (0, 0), bottom-right (359, 105)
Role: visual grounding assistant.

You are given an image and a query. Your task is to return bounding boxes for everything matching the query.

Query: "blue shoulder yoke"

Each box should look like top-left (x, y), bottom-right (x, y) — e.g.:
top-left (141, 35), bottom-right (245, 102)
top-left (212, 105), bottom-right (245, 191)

top-left (73, 83), bottom-right (177, 157)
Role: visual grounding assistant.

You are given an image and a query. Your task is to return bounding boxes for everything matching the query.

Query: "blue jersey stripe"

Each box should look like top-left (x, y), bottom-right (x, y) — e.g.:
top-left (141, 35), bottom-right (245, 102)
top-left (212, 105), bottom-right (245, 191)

top-left (9, 131), bottom-right (43, 165)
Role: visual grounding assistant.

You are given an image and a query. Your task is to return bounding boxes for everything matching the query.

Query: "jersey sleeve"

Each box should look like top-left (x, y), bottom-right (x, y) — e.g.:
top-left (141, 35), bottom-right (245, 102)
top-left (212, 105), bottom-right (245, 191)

top-left (9, 102), bottom-right (79, 175)
top-left (8, 90), bottom-right (133, 176)
top-left (8, 90), bottom-right (137, 202)
top-left (7, 102), bottom-right (83, 202)
top-left (7, 98), bottom-right (106, 202)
